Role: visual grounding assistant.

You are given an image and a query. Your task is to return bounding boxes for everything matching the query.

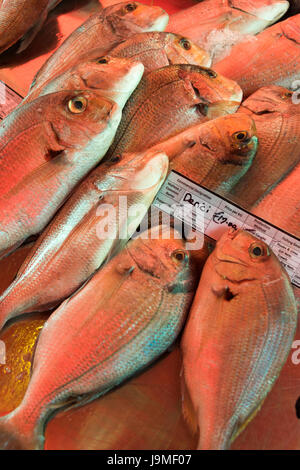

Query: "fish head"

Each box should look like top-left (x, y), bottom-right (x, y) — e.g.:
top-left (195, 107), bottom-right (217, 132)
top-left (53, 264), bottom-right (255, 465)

top-left (100, 150), bottom-right (169, 195)
top-left (181, 65), bottom-right (242, 120)
top-left (207, 113), bottom-right (258, 165)
top-left (164, 34), bottom-right (212, 68)
top-left (213, 229), bottom-right (285, 284)
top-left (50, 90), bottom-right (121, 148)
top-left (242, 86), bottom-right (298, 115)
top-left (128, 225), bottom-right (196, 292)
top-left (107, 2), bottom-right (169, 33)
top-left (73, 55), bottom-right (144, 109)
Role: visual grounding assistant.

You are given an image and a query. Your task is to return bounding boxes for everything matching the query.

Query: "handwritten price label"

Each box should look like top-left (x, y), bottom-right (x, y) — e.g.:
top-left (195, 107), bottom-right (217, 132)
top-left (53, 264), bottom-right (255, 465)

top-left (153, 171), bottom-right (300, 288)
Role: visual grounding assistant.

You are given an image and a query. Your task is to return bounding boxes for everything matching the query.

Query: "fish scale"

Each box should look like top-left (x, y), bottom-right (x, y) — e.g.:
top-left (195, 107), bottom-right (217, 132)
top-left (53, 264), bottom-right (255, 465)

top-left (0, 90), bottom-right (123, 260)
top-left (106, 64), bottom-right (242, 159)
top-left (0, 0), bottom-right (62, 55)
top-left (0, 227), bottom-right (197, 450)
top-left (0, 150), bottom-right (168, 331)
top-left (253, 163), bottom-right (300, 238)
top-left (181, 229), bottom-right (297, 450)
top-left (109, 31), bottom-right (212, 74)
top-left (214, 15), bottom-right (300, 97)
top-left (29, 2), bottom-right (169, 98)
top-left (231, 116), bottom-right (300, 205)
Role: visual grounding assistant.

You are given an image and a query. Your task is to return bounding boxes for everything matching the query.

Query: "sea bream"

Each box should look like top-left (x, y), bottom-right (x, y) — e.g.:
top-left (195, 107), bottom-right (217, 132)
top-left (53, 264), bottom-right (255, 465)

top-left (0, 91), bottom-right (122, 260)
top-left (0, 226), bottom-right (197, 450)
top-left (22, 55), bottom-right (144, 107)
top-left (109, 31), bottom-right (212, 74)
top-left (181, 229), bottom-right (297, 450)
top-left (230, 86), bottom-right (300, 208)
top-left (0, 0), bottom-right (62, 55)
top-left (0, 150), bottom-right (169, 330)
top-left (29, 2), bottom-right (169, 96)
top-left (167, 0), bottom-right (289, 62)
top-left (214, 14), bottom-right (300, 97)
top-left (106, 64), bottom-right (243, 159)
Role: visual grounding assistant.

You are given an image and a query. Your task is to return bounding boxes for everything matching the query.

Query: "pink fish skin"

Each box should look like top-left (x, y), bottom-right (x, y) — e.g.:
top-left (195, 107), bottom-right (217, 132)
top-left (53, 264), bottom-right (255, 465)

top-left (229, 86), bottom-right (300, 208)
top-left (0, 225), bottom-right (197, 450)
top-left (181, 229), bottom-right (297, 450)
top-left (0, 0), bottom-right (62, 54)
top-left (214, 14), bottom-right (300, 97)
top-left (167, 0), bottom-right (289, 62)
top-left (29, 2), bottom-right (169, 96)
top-left (0, 90), bottom-right (122, 260)
top-left (0, 150), bottom-right (169, 330)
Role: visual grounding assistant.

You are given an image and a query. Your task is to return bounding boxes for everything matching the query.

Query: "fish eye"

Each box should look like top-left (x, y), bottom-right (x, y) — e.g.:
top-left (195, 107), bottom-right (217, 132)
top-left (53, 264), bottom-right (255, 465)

top-left (171, 249), bottom-right (188, 264)
top-left (232, 131), bottom-right (250, 143)
top-left (179, 38), bottom-right (192, 50)
top-left (110, 154), bottom-right (122, 163)
top-left (206, 69), bottom-right (217, 78)
top-left (249, 242), bottom-right (270, 259)
top-left (199, 67), bottom-right (217, 79)
top-left (125, 3), bottom-right (137, 12)
top-left (197, 103), bottom-right (209, 116)
top-left (281, 91), bottom-right (293, 99)
top-left (67, 96), bottom-right (88, 114)
top-left (97, 57), bottom-right (109, 64)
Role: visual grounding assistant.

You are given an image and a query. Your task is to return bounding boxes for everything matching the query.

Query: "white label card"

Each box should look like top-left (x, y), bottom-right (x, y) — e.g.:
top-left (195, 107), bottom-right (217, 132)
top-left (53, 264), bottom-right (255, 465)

top-left (153, 171), bottom-right (300, 288)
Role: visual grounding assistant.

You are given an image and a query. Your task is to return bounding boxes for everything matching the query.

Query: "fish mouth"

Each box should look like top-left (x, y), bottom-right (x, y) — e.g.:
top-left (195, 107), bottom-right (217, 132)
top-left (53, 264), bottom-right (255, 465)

top-left (216, 255), bottom-right (248, 268)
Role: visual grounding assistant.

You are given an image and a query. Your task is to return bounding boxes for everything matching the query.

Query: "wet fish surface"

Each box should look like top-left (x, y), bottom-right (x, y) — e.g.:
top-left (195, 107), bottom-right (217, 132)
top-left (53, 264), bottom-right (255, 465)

top-left (29, 2), bottom-right (169, 96)
top-left (214, 14), bottom-right (300, 97)
top-left (0, 90), bottom-right (122, 259)
top-left (253, 163), bottom-right (300, 238)
top-left (109, 31), bottom-right (212, 74)
top-left (0, 226), bottom-right (197, 450)
top-left (167, 0), bottom-right (289, 62)
top-left (0, 0), bottom-right (62, 55)
top-left (181, 229), bottom-right (297, 450)
top-left (23, 55), bottom-right (144, 108)
top-left (0, 150), bottom-right (169, 330)
top-left (106, 64), bottom-right (243, 159)
top-left (229, 86), bottom-right (300, 208)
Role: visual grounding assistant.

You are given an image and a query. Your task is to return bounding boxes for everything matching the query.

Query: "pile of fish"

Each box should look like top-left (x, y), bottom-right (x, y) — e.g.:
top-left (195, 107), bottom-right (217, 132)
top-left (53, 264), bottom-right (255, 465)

top-left (0, 0), bottom-right (299, 451)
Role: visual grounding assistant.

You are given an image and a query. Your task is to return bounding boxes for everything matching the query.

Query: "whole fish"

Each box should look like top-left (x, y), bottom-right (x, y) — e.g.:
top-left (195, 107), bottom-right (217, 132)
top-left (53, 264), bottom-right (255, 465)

top-left (0, 150), bottom-right (168, 330)
top-left (0, 0), bottom-right (62, 55)
top-left (230, 86), bottom-right (300, 208)
top-left (22, 56), bottom-right (144, 108)
top-left (0, 90), bottom-right (122, 260)
top-left (0, 225), bottom-right (197, 450)
top-left (214, 15), bottom-right (300, 97)
top-left (30, 2), bottom-right (169, 96)
top-left (253, 164), bottom-right (300, 238)
top-left (181, 228), bottom-right (297, 450)
top-left (106, 64), bottom-right (243, 159)
top-left (167, 0), bottom-right (289, 63)
top-left (109, 31), bottom-right (212, 74)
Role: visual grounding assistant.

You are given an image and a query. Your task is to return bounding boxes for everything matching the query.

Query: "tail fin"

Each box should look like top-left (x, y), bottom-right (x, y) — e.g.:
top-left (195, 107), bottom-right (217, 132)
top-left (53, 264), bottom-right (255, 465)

top-left (0, 412), bottom-right (44, 450)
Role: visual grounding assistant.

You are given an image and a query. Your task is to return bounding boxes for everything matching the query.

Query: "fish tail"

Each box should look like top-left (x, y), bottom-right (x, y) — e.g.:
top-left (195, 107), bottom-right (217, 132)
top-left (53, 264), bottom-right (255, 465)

top-left (0, 411), bottom-right (43, 450)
